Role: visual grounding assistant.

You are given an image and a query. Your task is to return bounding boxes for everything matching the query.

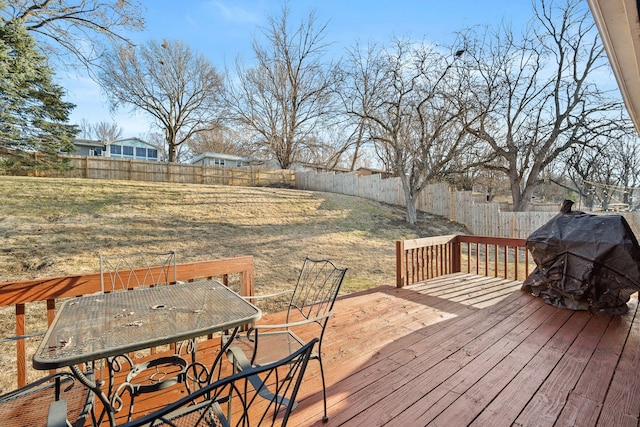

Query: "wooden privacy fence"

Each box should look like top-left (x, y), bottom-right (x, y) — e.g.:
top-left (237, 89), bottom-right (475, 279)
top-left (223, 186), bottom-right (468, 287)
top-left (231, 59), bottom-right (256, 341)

top-left (0, 256), bottom-right (254, 390)
top-left (39, 156), bottom-right (296, 187)
top-left (297, 170), bottom-right (640, 239)
top-left (29, 156), bottom-right (640, 239)
top-left (396, 234), bottom-right (536, 287)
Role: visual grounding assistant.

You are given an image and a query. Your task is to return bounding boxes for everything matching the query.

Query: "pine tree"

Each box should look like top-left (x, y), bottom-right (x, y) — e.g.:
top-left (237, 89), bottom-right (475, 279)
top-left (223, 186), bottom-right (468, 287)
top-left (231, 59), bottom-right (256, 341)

top-left (0, 17), bottom-right (77, 173)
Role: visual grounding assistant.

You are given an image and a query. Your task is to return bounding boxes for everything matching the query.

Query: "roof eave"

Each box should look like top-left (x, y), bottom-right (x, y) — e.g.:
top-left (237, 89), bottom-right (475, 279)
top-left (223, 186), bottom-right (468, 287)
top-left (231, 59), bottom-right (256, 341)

top-left (588, 0), bottom-right (640, 134)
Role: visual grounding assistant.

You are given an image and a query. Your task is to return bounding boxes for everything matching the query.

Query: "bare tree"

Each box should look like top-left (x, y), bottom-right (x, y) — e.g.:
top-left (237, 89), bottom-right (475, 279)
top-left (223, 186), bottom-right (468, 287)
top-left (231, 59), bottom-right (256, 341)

top-left (563, 142), bottom-right (610, 209)
top-left (332, 42), bottom-right (381, 172)
top-left (185, 123), bottom-right (250, 159)
top-left (615, 136), bottom-right (640, 208)
top-left (461, 0), bottom-right (627, 211)
top-left (224, 4), bottom-right (338, 169)
top-left (77, 119), bottom-right (122, 141)
top-left (93, 121), bottom-right (123, 142)
top-left (98, 39), bottom-right (224, 162)
top-left (2, 0), bottom-right (144, 71)
top-left (324, 120), bottom-right (368, 171)
top-left (564, 130), bottom-right (640, 210)
top-left (342, 38), bottom-right (470, 224)
top-left (77, 119), bottom-right (93, 139)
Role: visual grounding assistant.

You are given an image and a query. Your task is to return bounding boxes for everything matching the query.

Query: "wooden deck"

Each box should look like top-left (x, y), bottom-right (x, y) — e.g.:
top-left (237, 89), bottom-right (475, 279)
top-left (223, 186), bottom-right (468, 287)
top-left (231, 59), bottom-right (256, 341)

top-left (288, 273), bottom-right (640, 426)
top-left (105, 273), bottom-right (640, 426)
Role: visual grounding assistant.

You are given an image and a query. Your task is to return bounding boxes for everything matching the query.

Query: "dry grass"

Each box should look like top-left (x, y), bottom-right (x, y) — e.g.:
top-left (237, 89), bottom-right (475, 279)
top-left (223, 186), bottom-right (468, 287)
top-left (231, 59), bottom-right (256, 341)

top-left (0, 175), bottom-right (468, 292)
top-left (0, 175), bottom-right (469, 392)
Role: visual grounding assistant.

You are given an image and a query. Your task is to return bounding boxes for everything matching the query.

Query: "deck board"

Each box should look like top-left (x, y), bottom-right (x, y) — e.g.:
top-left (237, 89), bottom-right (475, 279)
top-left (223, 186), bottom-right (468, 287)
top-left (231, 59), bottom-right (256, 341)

top-left (96, 273), bottom-right (640, 426)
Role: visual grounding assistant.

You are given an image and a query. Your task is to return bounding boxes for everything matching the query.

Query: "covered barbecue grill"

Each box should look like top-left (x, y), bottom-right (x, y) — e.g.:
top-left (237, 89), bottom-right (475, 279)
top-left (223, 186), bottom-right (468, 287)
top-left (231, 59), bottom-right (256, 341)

top-left (522, 200), bottom-right (640, 314)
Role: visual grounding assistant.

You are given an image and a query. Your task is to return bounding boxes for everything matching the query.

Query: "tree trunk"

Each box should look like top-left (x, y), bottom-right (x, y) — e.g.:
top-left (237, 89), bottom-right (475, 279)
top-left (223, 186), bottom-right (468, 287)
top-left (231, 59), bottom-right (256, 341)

top-left (510, 175), bottom-right (534, 212)
top-left (167, 144), bottom-right (176, 163)
top-left (400, 175), bottom-right (418, 225)
top-left (406, 196), bottom-right (418, 225)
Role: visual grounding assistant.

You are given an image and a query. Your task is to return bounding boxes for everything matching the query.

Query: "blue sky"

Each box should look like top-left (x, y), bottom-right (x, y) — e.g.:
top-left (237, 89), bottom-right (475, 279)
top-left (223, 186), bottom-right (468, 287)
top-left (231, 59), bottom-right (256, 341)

top-left (61, 0), bottom-right (533, 137)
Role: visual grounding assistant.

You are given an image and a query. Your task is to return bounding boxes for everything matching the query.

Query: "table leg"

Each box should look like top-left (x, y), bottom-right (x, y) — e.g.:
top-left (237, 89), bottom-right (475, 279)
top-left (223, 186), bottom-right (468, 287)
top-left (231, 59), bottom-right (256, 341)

top-left (70, 364), bottom-right (116, 427)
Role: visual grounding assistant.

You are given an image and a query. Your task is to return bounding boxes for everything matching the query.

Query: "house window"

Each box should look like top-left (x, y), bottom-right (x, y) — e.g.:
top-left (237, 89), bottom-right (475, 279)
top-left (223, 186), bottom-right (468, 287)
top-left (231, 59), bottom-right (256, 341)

top-left (236, 161), bottom-right (243, 167)
top-left (123, 146), bottom-right (134, 157)
top-left (136, 147), bottom-right (146, 158)
top-left (110, 145), bottom-right (122, 155)
top-left (148, 149), bottom-right (158, 160)
top-left (214, 158), bottom-right (225, 166)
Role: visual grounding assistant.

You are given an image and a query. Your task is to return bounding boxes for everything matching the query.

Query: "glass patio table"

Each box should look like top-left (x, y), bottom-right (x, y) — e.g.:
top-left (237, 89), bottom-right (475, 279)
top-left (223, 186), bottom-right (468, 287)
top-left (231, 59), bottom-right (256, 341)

top-left (33, 280), bottom-right (261, 426)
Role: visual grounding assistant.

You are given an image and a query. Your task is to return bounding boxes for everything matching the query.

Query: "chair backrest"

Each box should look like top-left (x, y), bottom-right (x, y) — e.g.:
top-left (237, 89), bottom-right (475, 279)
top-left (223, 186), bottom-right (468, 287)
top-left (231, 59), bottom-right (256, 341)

top-left (119, 338), bottom-right (318, 427)
top-left (99, 251), bottom-right (177, 293)
top-left (287, 257), bottom-right (347, 326)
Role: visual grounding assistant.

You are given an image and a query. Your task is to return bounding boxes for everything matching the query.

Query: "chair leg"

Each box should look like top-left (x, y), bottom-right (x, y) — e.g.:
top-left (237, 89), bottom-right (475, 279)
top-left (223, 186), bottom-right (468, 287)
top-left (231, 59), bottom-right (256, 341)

top-left (317, 355), bottom-right (329, 423)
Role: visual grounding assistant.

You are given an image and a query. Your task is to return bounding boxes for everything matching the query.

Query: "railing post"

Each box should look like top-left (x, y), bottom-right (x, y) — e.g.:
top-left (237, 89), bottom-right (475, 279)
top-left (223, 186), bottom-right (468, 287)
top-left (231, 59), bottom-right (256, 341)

top-left (396, 240), bottom-right (405, 288)
top-left (239, 268), bottom-right (254, 298)
top-left (16, 304), bottom-right (25, 388)
top-left (451, 238), bottom-right (461, 273)
top-left (239, 267), bottom-right (255, 331)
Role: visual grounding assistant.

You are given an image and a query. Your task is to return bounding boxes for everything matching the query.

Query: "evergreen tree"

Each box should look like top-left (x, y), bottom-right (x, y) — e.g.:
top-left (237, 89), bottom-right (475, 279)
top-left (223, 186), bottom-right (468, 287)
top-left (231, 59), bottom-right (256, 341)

top-left (0, 13), bottom-right (77, 173)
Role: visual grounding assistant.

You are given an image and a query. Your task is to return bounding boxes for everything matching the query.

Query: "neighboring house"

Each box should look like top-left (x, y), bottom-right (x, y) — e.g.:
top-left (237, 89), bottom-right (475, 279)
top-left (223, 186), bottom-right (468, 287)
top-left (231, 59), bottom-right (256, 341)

top-left (190, 152), bottom-right (359, 174)
top-left (293, 162), bottom-right (351, 174)
top-left (70, 137), bottom-right (159, 162)
top-left (191, 152), bottom-right (250, 167)
top-left (106, 138), bottom-right (159, 162)
top-left (355, 167), bottom-right (392, 178)
top-left (69, 139), bottom-right (106, 157)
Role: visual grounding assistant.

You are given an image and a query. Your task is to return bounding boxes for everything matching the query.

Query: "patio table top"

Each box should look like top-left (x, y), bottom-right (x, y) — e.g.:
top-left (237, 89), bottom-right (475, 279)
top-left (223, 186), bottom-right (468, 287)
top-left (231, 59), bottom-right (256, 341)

top-left (33, 280), bottom-right (261, 370)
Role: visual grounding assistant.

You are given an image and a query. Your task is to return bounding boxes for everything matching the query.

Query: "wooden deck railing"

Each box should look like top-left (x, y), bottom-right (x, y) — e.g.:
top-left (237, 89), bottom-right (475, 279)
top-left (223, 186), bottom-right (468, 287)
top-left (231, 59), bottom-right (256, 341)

top-left (0, 256), bottom-right (254, 389)
top-left (396, 234), bottom-right (535, 287)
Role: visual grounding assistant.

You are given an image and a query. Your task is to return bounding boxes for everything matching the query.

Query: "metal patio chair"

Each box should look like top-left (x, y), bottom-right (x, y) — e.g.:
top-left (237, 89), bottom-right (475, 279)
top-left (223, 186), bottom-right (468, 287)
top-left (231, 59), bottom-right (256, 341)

top-left (0, 371), bottom-right (93, 427)
top-left (118, 338), bottom-right (318, 427)
top-left (225, 257), bottom-right (347, 423)
top-left (99, 251), bottom-right (188, 422)
top-left (99, 251), bottom-right (178, 293)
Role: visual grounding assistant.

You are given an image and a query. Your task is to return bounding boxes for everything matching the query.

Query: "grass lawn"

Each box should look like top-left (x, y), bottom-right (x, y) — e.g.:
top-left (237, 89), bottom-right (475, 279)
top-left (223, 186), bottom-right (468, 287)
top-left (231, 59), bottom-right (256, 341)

top-left (0, 175), bottom-right (468, 292)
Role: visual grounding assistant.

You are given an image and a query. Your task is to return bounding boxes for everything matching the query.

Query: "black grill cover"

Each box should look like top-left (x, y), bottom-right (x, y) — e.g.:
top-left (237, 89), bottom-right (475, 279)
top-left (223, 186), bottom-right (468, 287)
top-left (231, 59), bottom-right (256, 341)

top-left (522, 204), bottom-right (640, 314)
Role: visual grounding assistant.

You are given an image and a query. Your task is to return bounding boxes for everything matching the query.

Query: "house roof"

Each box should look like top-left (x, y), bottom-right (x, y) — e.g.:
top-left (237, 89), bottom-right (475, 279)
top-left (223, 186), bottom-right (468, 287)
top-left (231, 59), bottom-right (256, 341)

top-left (73, 137), bottom-right (154, 148)
top-left (190, 152), bottom-right (250, 164)
top-left (72, 138), bottom-right (105, 148)
top-left (588, 0), bottom-right (640, 134)
top-left (108, 137), bottom-right (153, 147)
